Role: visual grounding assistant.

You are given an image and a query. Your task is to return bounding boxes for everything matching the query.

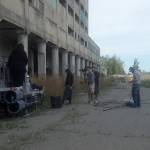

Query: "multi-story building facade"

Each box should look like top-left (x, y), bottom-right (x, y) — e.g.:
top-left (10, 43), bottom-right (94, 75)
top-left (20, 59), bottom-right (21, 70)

top-left (0, 0), bottom-right (100, 77)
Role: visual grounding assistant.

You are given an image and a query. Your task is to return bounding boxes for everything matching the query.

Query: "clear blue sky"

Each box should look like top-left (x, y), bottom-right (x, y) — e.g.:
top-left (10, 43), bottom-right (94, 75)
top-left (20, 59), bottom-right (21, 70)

top-left (89, 0), bottom-right (150, 73)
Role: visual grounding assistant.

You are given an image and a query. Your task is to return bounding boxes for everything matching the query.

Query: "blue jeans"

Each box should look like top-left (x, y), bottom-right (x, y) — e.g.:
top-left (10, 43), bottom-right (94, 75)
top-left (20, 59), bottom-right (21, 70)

top-left (132, 84), bottom-right (140, 107)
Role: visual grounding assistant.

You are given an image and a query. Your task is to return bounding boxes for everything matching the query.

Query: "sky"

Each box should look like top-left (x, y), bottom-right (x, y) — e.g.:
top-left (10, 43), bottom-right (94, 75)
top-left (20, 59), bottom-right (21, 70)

top-left (89, 0), bottom-right (150, 73)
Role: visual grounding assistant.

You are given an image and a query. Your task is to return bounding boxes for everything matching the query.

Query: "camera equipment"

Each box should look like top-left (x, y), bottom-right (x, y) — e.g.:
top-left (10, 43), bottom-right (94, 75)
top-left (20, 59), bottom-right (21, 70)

top-left (0, 61), bottom-right (44, 116)
top-left (79, 68), bottom-right (92, 103)
top-left (79, 68), bottom-right (87, 73)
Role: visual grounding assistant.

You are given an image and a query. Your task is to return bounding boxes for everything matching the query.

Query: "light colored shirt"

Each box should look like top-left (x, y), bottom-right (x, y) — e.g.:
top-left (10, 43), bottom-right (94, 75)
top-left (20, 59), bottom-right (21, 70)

top-left (133, 70), bottom-right (141, 84)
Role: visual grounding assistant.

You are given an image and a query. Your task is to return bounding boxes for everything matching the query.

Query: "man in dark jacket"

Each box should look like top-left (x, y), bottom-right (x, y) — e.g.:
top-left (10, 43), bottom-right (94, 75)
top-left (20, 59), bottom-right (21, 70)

top-left (7, 43), bottom-right (28, 87)
top-left (62, 69), bottom-right (74, 104)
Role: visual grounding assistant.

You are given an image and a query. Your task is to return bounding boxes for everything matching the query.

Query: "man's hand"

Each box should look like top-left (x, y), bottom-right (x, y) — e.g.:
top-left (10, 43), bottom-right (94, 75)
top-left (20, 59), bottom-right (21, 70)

top-left (129, 80), bottom-right (133, 83)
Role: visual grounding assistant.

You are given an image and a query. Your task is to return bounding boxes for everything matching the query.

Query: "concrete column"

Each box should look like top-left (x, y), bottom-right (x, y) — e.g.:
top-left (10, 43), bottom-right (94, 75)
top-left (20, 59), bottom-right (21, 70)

top-left (17, 31), bottom-right (28, 55)
top-left (75, 56), bottom-right (81, 77)
top-left (86, 60), bottom-right (89, 67)
top-left (89, 61), bottom-right (92, 67)
top-left (52, 46), bottom-right (59, 76)
top-left (62, 50), bottom-right (68, 75)
top-left (81, 58), bottom-right (85, 69)
top-left (70, 54), bottom-right (75, 74)
top-left (38, 41), bottom-right (46, 76)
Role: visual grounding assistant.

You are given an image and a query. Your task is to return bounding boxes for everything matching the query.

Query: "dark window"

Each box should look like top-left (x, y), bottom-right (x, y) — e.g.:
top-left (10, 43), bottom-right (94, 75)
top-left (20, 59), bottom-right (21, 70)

top-left (68, 5), bottom-right (74, 17)
top-left (75, 0), bottom-right (79, 5)
top-left (80, 21), bottom-right (84, 29)
top-left (81, 37), bottom-right (84, 45)
top-left (85, 11), bottom-right (88, 18)
top-left (39, 0), bottom-right (44, 13)
top-left (85, 41), bottom-right (87, 48)
top-left (75, 32), bottom-right (77, 39)
top-left (68, 26), bottom-right (74, 37)
top-left (59, 0), bottom-right (66, 8)
top-left (85, 26), bottom-right (88, 33)
top-left (29, 0), bottom-right (33, 4)
top-left (75, 14), bottom-right (79, 23)
top-left (80, 4), bottom-right (84, 12)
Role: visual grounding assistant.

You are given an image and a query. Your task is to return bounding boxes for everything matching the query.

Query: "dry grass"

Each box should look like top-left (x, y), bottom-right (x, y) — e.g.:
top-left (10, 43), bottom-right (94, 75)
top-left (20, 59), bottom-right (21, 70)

top-left (30, 75), bottom-right (86, 101)
top-left (141, 74), bottom-right (150, 88)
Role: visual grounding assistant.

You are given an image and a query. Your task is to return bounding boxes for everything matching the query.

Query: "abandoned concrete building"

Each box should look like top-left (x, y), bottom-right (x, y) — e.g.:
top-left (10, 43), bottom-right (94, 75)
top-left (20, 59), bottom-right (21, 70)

top-left (0, 0), bottom-right (100, 77)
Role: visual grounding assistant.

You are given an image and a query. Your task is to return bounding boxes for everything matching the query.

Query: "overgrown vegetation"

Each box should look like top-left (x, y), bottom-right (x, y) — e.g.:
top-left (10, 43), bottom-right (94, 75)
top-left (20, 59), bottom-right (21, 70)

top-left (100, 55), bottom-right (125, 75)
top-left (141, 73), bottom-right (150, 88)
top-left (30, 75), bottom-right (115, 105)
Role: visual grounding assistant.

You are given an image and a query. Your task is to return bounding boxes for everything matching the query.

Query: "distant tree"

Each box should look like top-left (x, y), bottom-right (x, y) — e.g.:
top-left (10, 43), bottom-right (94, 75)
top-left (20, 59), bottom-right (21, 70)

top-left (133, 58), bottom-right (140, 70)
top-left (100, 55), bottom-right (125, 76)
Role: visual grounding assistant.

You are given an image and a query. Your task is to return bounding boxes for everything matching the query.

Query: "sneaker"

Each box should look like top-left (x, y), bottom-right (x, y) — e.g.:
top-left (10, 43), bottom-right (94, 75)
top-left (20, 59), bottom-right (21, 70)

top-left (94, 101), bottom-right (99, 106)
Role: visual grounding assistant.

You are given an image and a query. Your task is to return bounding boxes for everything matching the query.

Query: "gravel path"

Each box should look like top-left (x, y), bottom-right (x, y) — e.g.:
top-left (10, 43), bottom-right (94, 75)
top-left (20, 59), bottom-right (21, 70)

top-left (0, 83), bottom-right (150, 150)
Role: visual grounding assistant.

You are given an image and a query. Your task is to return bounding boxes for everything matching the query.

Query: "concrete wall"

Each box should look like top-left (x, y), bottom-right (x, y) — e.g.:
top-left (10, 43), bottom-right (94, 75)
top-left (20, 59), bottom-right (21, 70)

top-left (0, 0), bottom-right (100, 76)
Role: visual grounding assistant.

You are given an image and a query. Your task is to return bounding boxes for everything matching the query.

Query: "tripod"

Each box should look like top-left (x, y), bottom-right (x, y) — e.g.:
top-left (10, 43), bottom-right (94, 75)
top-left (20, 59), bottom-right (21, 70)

top-left (81, 73), bottom-right (93, 103)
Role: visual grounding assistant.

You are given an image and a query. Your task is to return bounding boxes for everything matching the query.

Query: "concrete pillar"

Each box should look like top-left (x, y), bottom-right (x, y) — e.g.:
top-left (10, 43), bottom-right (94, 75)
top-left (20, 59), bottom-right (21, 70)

top-left (81, 58), bottom-right (85, 69)
top-left (89, 61), bottom-right (92, 67)
top-left (70, 54), bottom-right (75, 74)
top-left (17, 31), bottom-right (28, 55)
top-left (52, 46), bottom-right (59, 76)
top-left (62, 50), bottom-right (68, 75)
top-left (86, 60), bottom-right (89, 67)
top-left (75, 56), bottom-right (80, 77)
top-left (38, 41), bottom-right (46, 76)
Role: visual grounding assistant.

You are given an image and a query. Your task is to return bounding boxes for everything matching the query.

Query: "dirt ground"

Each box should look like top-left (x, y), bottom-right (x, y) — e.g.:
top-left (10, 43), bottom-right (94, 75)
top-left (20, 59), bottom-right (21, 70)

top-left (0, 82), bottom-right (150, 150)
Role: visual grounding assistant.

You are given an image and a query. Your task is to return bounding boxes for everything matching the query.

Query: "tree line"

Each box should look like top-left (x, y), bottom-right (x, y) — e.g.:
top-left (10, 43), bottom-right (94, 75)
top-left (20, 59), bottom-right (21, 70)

top-left (100, 55), bottom-right (125, 76)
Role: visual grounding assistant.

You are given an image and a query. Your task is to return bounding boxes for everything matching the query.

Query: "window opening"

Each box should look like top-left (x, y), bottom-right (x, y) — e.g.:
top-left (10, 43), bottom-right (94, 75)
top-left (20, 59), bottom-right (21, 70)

top-left (68, 5), bottom-right (74, 17)
top-left (75, 0), bottom-right (79, 5)
top-left (80, 4), bottom-right (84, 12)
top-left (39, 0), bottom-right (44, 13)
top-left (29, 0), bottom-right (33, 4)
top-left (85, 11), bottom-right (88, 18)
top-left (81, 37), bottom-right (84, 45)
top-left (75, 14), bottom-right (79, 23)
top-left (80, 21), bottom-right (84, 29)
top-left (59, 0), bottom-right (66, 8)
top-left (85, 26), bottom-right (88, 33)
top-left (68, 26), bottom-right (74, 37)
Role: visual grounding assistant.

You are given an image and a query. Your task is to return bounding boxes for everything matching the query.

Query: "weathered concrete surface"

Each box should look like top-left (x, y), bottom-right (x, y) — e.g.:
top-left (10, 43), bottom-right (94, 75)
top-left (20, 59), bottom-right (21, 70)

top-left (0, 83), bottom-right (150, 150)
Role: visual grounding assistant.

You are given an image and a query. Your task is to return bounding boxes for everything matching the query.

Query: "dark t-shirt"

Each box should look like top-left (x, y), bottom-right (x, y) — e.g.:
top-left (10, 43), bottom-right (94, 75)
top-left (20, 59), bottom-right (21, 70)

top-left (86, 71), bottom-right (95, 85)
top-left (94, 71), bottom-right (100, 86)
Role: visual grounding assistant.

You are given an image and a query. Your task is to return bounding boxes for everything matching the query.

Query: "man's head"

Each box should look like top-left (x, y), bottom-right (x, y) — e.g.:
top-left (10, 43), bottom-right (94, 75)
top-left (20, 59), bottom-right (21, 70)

top-left (65, 68), bottom-right (71, 74)
top-left (92, 66), bottom-right (97, 71)
top-left (129, 67), bottom-right (135, 73)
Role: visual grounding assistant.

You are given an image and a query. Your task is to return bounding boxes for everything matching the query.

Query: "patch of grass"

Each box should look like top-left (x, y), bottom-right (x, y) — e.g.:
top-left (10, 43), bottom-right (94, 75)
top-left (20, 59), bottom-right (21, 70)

top-left (0, 119), bottom-right (28, 130)
top-left (44, 107), bottom-right (80, 132)
top-left (1, 131), bottom-right (45, 150)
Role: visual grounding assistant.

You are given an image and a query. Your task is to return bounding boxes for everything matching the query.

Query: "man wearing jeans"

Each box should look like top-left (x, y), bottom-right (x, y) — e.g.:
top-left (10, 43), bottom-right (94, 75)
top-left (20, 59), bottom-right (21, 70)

top-left (129, 67), bottom-right (141, 107)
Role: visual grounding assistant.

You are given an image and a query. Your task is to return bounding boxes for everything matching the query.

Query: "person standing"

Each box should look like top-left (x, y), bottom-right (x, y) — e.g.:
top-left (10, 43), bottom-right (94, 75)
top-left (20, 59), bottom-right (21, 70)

top-left (86, 66), bottom-right (95, 104)
top-left (92, 66), bottom-right (100, 105)
top-left (129, 67), bottom-right (141, 107)
top-left (7, 43), bottom-right (28, 87)
top-left (62, 69), bottom-right (74, 104)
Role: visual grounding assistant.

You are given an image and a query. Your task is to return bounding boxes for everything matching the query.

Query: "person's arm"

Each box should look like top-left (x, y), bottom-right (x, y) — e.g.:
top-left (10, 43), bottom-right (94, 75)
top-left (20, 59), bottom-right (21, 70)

top-left (24, 52), bottom-right (28, 66)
